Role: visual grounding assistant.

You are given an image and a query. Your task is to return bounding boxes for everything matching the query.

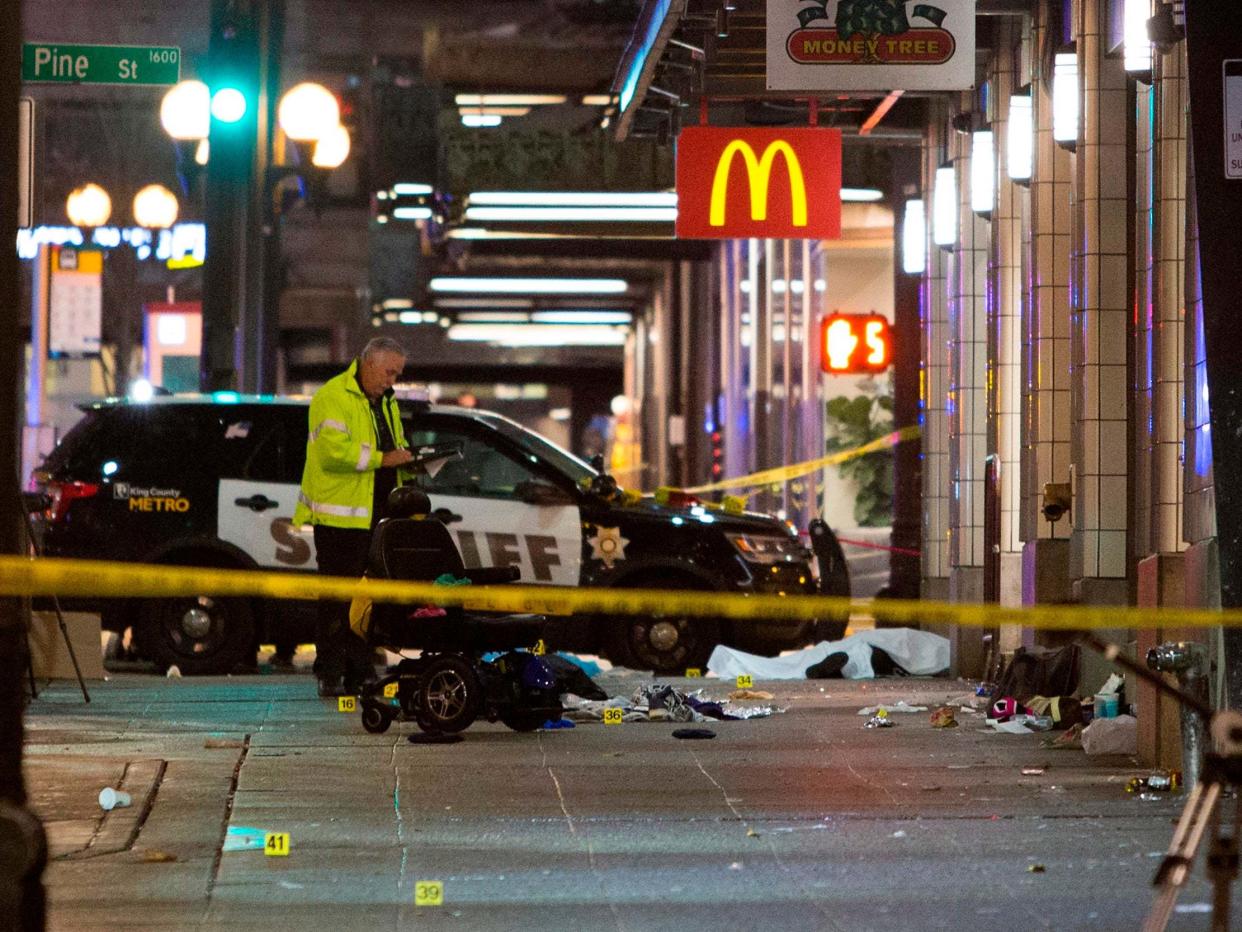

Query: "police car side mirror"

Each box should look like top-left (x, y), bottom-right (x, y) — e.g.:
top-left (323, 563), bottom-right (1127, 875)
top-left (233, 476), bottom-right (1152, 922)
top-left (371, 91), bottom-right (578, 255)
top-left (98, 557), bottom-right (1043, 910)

top-left (515, 480), bottom-right (574, 506)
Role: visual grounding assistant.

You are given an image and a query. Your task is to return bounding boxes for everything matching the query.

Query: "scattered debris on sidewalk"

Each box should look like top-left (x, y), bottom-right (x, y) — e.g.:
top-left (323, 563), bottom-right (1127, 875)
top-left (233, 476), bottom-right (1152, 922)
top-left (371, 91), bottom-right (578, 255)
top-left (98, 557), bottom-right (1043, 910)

top-left (139, 849), bottom-right (178, 863)
top-left (708, 629), bottom-right (950, 680)
top-left (1021, 766), bottom-right (1047, 776)
top-left (1081, 715), bottom-right (1138, 755)
top-left (1040, 723), bottom-right (1084, 751)
top-left (222, 826), bottom-right (272, 852)
top-left (203, 736), bottom-right (245, 749)
top-left (864, 710), bottom-right (894, 729)
top-left (857, 700), bottom-right (928, 716)
top-left (929, 706), bottom-right (958, 728)
top-left (165, 665), bottom-right (181, 678)
top-left (562, 683), bottom-right (785, 723)
top-left (672, 728), bottom-right (716, 740)
top-left (729, 688), bottom-right (774, 700)
top-left (1126, 772), bottom-right (1181, 794)
top-left (1027, 863), bottom-right (1046, 873)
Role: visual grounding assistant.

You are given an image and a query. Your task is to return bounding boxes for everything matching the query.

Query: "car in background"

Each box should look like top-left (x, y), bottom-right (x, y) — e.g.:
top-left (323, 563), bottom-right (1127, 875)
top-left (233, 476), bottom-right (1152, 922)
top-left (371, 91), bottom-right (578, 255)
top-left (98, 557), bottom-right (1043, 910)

top-left (30, 394), bottom-right (839, 675)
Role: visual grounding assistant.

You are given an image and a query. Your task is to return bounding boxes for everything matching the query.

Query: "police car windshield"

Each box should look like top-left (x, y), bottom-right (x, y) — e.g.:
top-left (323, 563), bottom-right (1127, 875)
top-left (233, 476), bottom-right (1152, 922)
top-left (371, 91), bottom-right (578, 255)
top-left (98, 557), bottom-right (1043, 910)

top-left (478, 414), bottom-right (598, 483)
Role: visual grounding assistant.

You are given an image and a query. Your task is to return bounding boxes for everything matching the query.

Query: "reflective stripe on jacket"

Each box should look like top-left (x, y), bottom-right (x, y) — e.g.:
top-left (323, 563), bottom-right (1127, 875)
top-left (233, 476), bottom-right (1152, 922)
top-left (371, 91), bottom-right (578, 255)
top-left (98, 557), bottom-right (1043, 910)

top-left (292, 359), bottom-right (408, 530)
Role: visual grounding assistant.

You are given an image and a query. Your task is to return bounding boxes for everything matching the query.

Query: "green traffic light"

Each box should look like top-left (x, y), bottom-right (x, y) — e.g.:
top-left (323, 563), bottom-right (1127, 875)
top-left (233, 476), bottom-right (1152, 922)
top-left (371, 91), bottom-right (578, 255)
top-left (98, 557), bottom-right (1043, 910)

top-left (210, 86), bottom-right (247, 123)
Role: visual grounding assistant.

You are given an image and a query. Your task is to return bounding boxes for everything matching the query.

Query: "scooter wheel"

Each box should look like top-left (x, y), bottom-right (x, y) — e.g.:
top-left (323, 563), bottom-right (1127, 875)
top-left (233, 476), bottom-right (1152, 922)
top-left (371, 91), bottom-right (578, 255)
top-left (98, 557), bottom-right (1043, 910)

top-left (361, 703), bottom-right (393, 734)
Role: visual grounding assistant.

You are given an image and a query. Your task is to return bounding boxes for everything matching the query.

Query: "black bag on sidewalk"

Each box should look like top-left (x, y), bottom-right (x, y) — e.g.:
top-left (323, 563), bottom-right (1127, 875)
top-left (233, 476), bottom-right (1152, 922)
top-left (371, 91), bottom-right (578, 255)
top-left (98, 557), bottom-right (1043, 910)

top-left (995, 645), bottom-right (1081, 702)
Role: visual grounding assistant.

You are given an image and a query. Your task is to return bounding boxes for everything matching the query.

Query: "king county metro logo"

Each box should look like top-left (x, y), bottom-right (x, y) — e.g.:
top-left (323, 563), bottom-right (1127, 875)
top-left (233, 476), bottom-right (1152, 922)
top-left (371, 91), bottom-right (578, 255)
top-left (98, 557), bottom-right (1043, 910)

top-left (785, 0), bottom-right (954, 66)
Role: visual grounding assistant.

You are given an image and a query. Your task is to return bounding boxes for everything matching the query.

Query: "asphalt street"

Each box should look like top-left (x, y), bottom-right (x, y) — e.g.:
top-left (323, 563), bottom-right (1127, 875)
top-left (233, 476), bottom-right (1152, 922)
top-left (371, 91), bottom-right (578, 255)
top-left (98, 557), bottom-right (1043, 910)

top-left (21, 667), bottom-right (1218, 931)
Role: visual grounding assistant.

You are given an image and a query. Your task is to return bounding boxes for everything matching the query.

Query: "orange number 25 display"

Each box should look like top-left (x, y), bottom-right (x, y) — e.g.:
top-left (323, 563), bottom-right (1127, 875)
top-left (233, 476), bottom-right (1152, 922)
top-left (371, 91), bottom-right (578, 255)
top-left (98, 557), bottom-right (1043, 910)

top-left (820, 314), bottom-right (891, 374)
top-left (676, 127), bottom-right (842, 240)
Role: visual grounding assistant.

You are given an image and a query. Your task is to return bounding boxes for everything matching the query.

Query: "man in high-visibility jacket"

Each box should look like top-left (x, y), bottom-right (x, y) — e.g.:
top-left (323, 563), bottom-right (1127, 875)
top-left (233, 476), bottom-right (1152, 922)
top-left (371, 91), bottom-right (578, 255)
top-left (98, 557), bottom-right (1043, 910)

top-left (295, 337), bottom-right (414, 697)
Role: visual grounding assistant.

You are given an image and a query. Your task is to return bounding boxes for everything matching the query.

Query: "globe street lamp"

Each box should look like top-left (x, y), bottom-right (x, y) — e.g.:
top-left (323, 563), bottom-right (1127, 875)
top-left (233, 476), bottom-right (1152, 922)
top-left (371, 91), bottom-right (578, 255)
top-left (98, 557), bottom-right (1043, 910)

top-left (132, 184), bottom-right (179, 230)
top-left (65, 183), bottom-right (112, 228)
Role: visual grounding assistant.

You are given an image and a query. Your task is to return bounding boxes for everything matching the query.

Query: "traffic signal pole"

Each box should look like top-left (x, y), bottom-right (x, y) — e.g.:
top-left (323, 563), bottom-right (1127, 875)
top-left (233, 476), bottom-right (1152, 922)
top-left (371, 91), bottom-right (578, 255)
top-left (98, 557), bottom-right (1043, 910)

top-left (202, 0), bottom-right (273, 393)
top-left (0, 4), bottom-right (49, 928)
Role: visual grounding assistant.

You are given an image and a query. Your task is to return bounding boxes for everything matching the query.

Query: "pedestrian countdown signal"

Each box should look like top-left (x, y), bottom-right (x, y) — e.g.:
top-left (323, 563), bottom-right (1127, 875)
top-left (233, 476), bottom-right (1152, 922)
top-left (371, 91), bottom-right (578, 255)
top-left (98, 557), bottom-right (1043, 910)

top-left (820, 314), bottom-right (892, 374)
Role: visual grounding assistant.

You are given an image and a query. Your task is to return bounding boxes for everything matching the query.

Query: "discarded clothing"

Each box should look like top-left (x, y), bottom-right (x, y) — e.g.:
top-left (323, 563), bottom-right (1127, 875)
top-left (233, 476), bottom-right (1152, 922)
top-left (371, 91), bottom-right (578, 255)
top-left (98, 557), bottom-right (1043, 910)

top-left (708, 628), bottom-right (950, 681)
top-left (542, 653), bottom-right (608, 700)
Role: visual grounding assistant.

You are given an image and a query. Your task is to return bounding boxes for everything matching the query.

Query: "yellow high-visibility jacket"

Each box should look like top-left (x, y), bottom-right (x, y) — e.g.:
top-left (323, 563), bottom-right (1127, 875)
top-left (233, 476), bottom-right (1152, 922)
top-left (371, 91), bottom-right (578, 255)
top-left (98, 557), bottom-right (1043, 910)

top-left (293, 359), bottom-right (408, 530)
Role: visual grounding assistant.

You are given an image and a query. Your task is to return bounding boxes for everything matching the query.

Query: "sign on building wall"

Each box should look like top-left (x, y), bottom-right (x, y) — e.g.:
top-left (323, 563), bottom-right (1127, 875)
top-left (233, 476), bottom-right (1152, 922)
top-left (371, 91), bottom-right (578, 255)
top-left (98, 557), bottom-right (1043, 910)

top-left (766, 0), bottom-right (975, 91)
top-left (675, 126), bottom-right (841, 240)
top-left (48, 246), bottom-right (102, 358)
top-left (819, 313), bottom-right (892, 373)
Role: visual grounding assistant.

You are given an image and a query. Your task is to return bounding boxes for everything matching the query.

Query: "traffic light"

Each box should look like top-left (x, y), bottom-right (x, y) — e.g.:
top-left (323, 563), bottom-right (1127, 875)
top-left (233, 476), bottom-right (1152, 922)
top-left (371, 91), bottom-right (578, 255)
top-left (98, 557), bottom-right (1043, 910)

top-left (819, 313), bottom-right (893, 374)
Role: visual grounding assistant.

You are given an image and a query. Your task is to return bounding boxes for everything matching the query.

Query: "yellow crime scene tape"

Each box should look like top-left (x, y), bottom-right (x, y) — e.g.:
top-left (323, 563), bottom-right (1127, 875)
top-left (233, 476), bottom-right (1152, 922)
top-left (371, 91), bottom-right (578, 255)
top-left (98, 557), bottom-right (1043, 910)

top-left (1, 553), bottom-right (1240, 631)
top-left (683, 424), bottom-right (921, 495)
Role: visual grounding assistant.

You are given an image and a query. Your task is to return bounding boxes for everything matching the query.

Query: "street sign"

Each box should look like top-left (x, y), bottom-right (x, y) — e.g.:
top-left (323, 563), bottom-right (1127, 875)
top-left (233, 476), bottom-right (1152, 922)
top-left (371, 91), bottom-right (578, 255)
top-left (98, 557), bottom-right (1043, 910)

top-left (18, 98), bottom-right (33, 229)
top-left (22, 43), bottom-right (180, 85)
top-left (1224, 60), bottom-right (1242, 179)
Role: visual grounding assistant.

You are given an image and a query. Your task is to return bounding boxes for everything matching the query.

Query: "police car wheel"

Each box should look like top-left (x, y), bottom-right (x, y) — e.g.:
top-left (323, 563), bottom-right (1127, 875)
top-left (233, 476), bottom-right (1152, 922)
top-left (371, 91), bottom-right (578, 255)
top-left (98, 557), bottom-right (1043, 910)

top-left (608, 586), bottom-right (720, 674)
top-left (136, 595), bottom-right (256, 676)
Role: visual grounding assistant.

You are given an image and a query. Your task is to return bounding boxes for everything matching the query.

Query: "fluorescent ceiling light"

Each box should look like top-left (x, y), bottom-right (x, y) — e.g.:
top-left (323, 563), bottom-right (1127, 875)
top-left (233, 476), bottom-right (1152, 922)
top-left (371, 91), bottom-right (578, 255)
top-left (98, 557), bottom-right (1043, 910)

top-left (398, 311), bottom-right (438, 324)
top-left (1052, 51), bottom-right (1079, 148)
top-left (392, 183), bottom-right (433, 196)
top-left (381, 298), bottom-right (414, 309)
top-left (933, 164), bottom-right (957, 248)
top-left (1124, 0), bottom-right (1152, 73)
top-left (531, 310), bottom-right (632, 324)
top-left (581, 95), bottom-right (614, 106)
top-left (468, 191), bottom-right (677, 207)
top-left (447, 323), bottom-right (628, 346)
top-left (461, 113), bottom-right (502, 128)
top-left (430, 277), bottom-right (629, 295)
top-left (464, 206), bottom-right (677, 222)
top-left (902, 200), bottom-right (926, 274)
top-left (970, 129), bottom-right (995, 216)
top-left (433, 298), bottom-right (534, 309)
top-left (839, 187), bottom-right (884, 202)
top-left (445, 227), bottom-right (569, 240)
top-left (457, 311), bottom-right (533, 323)
top-left (455, 94), bottom-right (567, 106)
top-left (1007, 94), bottom-right (1033, 183)
top-left (458, 106), bottom-right (531, 117)
top-left (393, 206), bottom-right (433, 220)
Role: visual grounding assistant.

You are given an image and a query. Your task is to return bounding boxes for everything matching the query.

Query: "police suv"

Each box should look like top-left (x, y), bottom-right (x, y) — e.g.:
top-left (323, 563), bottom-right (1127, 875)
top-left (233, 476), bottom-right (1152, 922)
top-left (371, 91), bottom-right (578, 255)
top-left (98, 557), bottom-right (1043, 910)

top-left (31, 394), bottom-right (836, 675)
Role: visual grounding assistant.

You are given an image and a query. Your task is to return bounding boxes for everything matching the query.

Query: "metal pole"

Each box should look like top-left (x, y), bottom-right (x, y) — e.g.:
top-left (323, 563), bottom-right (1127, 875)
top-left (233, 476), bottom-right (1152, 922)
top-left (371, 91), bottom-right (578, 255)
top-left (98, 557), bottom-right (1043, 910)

top-left (202, 0), bottom-right (261, 392)
top-left (0, 2), bottom-right (49, 926)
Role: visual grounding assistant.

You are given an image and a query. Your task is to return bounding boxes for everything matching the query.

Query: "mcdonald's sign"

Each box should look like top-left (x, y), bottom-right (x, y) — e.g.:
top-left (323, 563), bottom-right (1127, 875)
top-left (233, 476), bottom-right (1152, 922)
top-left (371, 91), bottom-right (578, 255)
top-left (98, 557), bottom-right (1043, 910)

top-left (675, 127), bottom-right (842, 239)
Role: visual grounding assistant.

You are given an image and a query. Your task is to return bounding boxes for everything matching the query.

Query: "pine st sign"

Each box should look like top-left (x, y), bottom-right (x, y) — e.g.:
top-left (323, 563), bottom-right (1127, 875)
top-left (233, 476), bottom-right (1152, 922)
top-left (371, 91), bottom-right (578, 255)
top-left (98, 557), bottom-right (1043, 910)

top-left (766, 0), bottom-right (974, 91)
top-left (675, 127), bottom-right (842, 240)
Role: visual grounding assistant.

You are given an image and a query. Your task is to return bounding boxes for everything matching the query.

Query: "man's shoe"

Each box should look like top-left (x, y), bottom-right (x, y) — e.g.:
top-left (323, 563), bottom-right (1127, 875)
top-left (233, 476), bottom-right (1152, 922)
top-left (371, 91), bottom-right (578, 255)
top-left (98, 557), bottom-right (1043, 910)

top-left (317, 676), bottom-right (345, 698)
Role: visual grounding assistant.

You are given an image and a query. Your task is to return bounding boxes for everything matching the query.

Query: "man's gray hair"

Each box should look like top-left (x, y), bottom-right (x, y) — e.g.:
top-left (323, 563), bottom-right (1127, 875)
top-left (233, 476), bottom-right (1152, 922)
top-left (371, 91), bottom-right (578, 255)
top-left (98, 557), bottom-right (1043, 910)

top-left (361, 336), bottom-right (407, 360)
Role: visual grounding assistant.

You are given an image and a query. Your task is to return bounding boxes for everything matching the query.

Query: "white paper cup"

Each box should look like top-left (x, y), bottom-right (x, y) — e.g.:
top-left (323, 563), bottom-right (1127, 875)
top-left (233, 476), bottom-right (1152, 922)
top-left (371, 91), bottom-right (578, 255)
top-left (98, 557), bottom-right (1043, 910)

top-left (98, 787), bottom-right (132, 811)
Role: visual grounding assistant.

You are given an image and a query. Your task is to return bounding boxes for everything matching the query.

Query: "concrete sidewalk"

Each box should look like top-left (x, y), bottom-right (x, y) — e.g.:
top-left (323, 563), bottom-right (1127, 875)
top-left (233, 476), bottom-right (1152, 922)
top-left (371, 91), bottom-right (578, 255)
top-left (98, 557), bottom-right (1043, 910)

top-left (22, 670), bottom-right (1212, 931)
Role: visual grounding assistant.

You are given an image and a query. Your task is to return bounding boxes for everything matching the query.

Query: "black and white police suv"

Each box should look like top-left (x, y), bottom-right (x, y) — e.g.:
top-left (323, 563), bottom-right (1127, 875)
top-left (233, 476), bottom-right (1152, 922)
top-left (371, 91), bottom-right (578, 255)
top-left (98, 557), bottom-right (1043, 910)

top-left (30, 393), bottom-right (838, 675)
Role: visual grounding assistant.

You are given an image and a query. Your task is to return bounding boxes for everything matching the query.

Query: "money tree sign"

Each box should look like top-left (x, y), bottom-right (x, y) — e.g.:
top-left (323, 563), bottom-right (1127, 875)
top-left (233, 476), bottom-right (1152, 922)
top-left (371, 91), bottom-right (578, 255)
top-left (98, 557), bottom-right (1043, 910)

top-left (767, 0), bottom-right (974, 91)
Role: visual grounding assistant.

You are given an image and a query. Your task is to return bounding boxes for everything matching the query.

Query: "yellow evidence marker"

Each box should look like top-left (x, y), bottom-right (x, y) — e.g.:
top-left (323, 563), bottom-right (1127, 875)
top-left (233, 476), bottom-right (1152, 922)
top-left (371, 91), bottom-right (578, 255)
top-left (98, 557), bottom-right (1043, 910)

top-left (685, 668), bottom-right (702, 678)
top-left (532, 639), bottom-right (547, 655)
top-left (264, 833), bottom-right (290, 857)
top-left (736, 674), bottom-right (754, 689)
top-left (602, 708), bottom-right (623, 725)
top-left (337, 696), bottom-right (356, 713)
top-left (415, 880), bottom-right (444, 906)
top-left (383, 682), bottom-right (398, 699)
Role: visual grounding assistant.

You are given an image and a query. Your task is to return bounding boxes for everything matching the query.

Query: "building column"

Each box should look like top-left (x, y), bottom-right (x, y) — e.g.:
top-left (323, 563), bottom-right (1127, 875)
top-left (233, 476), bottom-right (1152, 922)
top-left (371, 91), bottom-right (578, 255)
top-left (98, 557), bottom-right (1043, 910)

top-left (988, 18), bottom-right (1028, 629)
top-left (1021, 0), bottom-right (1074, 608)
top-left (947, 93), bottom-right (990, 676)
top-left (1070, 0), bottom-right (1130, 606)
top-left (921, 108), bottom-right (951, 603)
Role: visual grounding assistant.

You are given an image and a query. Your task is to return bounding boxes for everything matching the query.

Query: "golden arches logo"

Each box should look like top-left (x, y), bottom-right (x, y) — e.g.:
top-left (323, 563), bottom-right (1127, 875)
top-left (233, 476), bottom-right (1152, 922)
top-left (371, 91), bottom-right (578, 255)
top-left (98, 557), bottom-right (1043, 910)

top-left (709, 140), bottom-right (808, 227)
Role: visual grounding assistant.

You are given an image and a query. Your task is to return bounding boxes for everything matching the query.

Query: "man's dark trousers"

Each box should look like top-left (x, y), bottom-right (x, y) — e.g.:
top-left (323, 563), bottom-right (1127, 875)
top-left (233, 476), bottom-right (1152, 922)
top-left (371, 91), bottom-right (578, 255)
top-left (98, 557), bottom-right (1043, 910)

top-left (312, 525), bottom-right (374, 688)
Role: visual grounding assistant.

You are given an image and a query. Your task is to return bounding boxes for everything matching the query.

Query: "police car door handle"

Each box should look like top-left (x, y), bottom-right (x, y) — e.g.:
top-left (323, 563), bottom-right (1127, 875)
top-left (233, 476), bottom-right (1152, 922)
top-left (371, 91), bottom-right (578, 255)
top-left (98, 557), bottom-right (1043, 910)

top-left (432, 507), bottom-right (463, 524)
top-left (234, 494), bottom-right (280, 512)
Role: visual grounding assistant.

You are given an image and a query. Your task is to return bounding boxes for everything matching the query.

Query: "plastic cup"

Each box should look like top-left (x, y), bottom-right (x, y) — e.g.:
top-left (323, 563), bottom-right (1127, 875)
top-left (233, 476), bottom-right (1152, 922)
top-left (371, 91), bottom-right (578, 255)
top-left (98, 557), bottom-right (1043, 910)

top-left (99, 787), bottom-right (132, 811)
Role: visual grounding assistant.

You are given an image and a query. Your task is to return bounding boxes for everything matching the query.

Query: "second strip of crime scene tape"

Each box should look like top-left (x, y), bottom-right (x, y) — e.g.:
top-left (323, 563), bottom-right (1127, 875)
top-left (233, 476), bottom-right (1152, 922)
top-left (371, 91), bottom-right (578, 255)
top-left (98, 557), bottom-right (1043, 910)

top-left (2, 553), bottom-right (1241, 631)
top-left (683, 425), bottom-right (920, 495)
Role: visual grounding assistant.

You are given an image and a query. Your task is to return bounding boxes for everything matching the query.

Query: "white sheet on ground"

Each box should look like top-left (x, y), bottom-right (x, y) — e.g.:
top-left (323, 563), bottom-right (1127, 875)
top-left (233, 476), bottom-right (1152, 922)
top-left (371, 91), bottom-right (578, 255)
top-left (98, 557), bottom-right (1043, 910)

top-left (707, 628), bottom-right (951, 680)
